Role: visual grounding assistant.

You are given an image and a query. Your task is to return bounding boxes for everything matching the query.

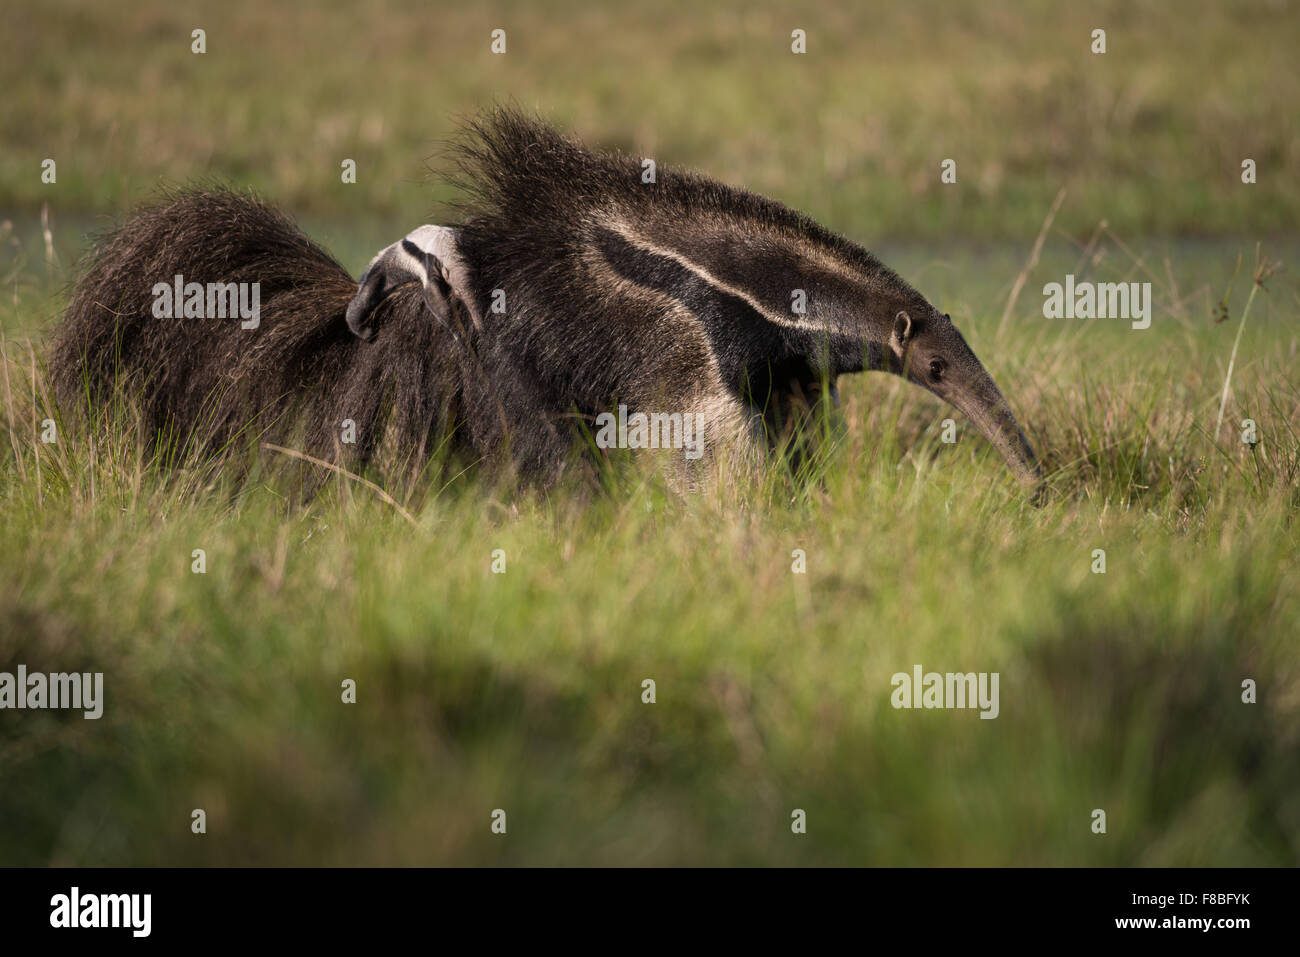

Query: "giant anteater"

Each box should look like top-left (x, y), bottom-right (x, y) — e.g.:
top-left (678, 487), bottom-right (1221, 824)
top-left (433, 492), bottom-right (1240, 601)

top-left (50, 109), bottom-right (1043, 496)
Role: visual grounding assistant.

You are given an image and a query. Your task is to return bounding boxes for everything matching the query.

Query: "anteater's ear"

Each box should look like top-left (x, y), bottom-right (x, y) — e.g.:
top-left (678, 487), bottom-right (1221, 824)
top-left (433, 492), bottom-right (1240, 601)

top-left (346, 226), bottom-right (462, 341)
top-left (891, 310), bottom-right (914, 353)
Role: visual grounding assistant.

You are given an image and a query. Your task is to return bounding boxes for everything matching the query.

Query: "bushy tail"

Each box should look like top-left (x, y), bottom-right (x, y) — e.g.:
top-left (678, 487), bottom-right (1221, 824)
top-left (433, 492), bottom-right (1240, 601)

top-left (50, 189), bottom-right (463, 483)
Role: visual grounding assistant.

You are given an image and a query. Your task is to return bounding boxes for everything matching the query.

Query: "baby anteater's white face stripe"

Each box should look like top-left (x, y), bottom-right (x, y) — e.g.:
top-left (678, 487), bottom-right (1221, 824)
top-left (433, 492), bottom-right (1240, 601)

top-left (346, 225), bottom-right (482, 341)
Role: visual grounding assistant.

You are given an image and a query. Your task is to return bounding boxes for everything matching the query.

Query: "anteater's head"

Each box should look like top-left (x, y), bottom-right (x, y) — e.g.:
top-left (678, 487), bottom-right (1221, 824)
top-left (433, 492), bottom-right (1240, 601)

top-left (877, 301), bottom-right (1043, 496)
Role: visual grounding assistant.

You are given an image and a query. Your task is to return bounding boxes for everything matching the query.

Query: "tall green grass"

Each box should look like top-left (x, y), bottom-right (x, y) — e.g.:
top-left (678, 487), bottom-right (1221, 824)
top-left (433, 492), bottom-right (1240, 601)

top-left (1, 223), bottom-right (1296, 864)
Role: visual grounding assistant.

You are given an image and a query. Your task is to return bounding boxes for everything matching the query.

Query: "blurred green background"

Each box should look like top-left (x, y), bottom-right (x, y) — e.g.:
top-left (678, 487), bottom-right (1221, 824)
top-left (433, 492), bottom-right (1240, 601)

top-left (2, 0), bottom-right (1298, 238)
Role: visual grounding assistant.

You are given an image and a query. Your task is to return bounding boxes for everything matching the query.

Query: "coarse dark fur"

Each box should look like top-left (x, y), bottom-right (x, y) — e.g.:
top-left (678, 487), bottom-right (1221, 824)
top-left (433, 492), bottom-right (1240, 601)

top-left (50, 109), bottom-right (1043, 496)
top-left (51, 192), bottom-right (459, 483)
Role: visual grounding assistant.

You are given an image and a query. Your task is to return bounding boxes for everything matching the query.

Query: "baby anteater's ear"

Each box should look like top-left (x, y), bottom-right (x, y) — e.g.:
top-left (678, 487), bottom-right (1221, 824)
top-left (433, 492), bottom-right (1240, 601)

top-left (346, 225), bottom-right (464, 341)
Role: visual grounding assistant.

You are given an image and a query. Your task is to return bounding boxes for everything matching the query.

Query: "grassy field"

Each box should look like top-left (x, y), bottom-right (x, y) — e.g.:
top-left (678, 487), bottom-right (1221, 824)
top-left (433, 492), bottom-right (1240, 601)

top-left (2, 0), bottom-right (1299, 238)
top-left (1, 0), bottom-right (1299, 866)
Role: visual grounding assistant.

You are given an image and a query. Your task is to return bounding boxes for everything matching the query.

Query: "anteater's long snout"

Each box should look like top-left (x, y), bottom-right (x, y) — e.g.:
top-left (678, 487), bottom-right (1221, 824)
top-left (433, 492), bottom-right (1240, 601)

top-left (949, 385), bottom-right (1045, 501)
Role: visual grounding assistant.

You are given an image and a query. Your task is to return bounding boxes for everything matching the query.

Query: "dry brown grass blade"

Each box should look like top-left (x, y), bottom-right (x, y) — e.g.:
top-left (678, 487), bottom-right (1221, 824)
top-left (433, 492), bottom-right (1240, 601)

top-left (999, 187), bottom-right (1066, 339)
top-left (260, 442), bottom-right (419, 527)
top-left (0, 331), bottom-right (29, 483)
top-left (1213, 246), bottom-right (1274, 441)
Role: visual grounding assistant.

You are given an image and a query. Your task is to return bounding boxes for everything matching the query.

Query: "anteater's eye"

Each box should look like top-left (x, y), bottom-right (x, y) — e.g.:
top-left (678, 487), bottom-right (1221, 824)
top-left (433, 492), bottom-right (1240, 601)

top-left (929, 358), bottom-right (946, 381)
